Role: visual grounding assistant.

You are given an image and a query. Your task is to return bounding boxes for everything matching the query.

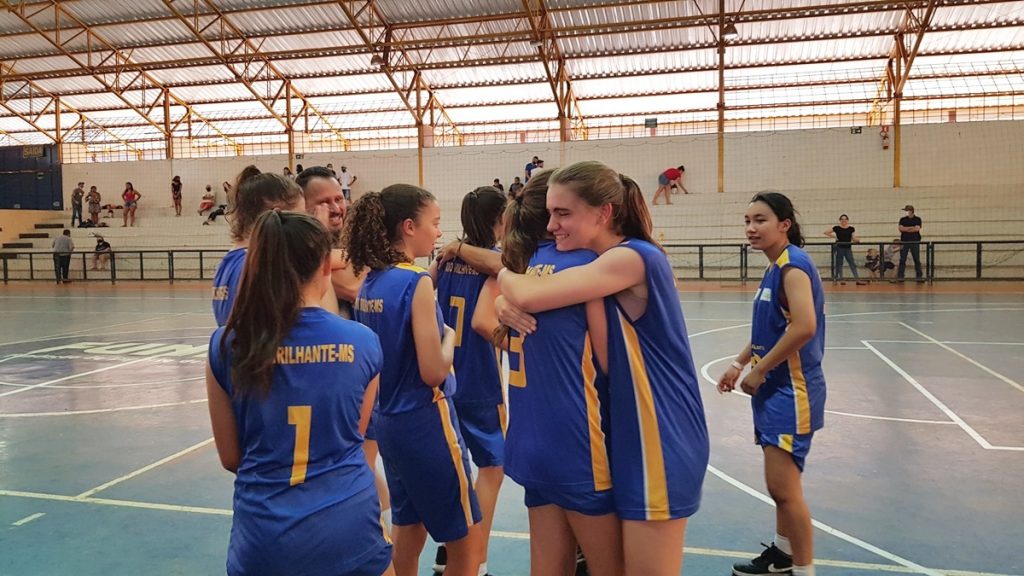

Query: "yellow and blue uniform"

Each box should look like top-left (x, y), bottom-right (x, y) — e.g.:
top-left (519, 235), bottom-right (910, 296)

top-left (354, 263), bottom-right (481, 542)
top-left (212, 247), bottom-right (246, 326)
top-left (208, 308), bottom-right (391, 576)
top-left (750, 244), bottom-right (826, 471)
top-left (436, 252), bottom-right (505, 468)
top-left (506, 242), bottom-right (614, 515)
top-left (604, 239), bottom-right (709, 521)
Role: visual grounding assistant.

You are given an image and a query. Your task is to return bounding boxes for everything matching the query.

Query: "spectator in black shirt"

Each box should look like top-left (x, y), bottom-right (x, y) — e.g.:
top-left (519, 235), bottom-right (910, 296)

top-left (897, 205), bottom-right (923, 281)
top-left (824, 214), bottom-right (865, 285)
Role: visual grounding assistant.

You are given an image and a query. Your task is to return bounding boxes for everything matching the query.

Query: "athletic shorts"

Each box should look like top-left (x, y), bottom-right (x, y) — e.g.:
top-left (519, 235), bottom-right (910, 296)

top-left (524, 486), bottom-right (615, 516)
top-left (658, 174), bottom-right (670, 186)
top-left (454, 402), bottom-right (505, 468)
top-left (755, 430), bottom-right (814, 472)
top-left (378, 399), bottom-right (481, 543)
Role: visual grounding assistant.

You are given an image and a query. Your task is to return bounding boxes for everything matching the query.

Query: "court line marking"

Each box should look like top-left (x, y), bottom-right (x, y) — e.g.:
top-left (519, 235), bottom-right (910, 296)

top-left (11, 512), bottom-right (45, 526)
top-left (699, 355), bottom-right (959, 426)
top-left (897, 322), bottom-right (1024, 394)
top-left (868, 340), bottom-right (1024, 346)
top-left (706, 464), bottom-right (946, 576)
top-left (75, 438), bottom-right (216, 499)
top-left (0, 356), bottom-right (156, 398)
top-left (0, 376), bottom-right (204, 390)
top-left (827, 307), bottom-right (1024, 319)
top-left (0, 398), bottom-right (208, 418)
top-left (863, 341), bottom-right (1024, 452)
top-left (0, 489), bottom-right (1011, 576)
top-left (0, 313), bottom-right (190, 349)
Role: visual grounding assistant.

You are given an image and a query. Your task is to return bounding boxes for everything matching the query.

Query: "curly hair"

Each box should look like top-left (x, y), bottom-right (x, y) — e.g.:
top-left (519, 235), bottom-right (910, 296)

top-left (228, 172), bottom-right (303, 243)
top-left (343, 183), bottom-right (435, 276)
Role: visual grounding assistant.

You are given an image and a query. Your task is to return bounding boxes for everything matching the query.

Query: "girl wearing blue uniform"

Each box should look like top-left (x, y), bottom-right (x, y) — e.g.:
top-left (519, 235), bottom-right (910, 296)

top-left (497, 161), bottom-right (709, 576)
top-left (212, 168), bottom-right (304, 326)
top-left (717, 193), bottom-right (826, 576)
top-left (344, 185), bottom-right (482, 576)
top-left (492, 170), bottom-right (622, 576)
top-left (206, 210), bottom-right (393, 576)
top-left (432, 186), bottom-right (506, 576)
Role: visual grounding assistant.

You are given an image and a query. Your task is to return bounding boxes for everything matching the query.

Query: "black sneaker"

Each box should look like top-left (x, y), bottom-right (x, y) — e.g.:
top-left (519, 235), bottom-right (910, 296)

top-left (732, 543), bottom-right (792, 575)
top-left (432, 544), bottom-right (446, 574)
top-left (575, 546), bottom-right (589, 576)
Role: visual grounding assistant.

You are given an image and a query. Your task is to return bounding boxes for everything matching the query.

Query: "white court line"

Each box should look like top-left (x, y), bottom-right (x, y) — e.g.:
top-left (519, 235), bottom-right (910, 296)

top-left (863, 341), bottom-right (1024, 452)
top-left (11, 512), bottom-right (45, 526)
top-left (706, 464), bottom-right (946, 576)
top-left (0, 490), bottom-right (1010, 575)
top-left (699, 355), bottom-right (957, 426)
top-left (0, 313), bottom-right (189, 348)
top-left (75, 438), bottom-right (215, 499)
top-left (0, 356), bottom-right (157, 398)
top-left (0, 398), bottom-right (208, 418)
top-left (689, 323), bottom-right (750, 337)
top-left (827, 307), bottom-right (1024, 319)
top-left (897, 323), bottom-right (1024, 394)
top-left (868, 340), bottom-right (1024, 346)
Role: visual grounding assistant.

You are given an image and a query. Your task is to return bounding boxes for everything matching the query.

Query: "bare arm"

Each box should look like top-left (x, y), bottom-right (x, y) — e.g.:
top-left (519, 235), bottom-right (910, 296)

top-left (205, 362), bottom-right (240, 473)
top-left (411, 275), bottom-right (456, 387)
top-left (823, 229), bottom-right (835, 238)
top-left (498, 247), bottom-right (644, 313)
top-left (358, 376), bottom-right (379, 437)
top-left (471, 277), bottom-right (504, 348)
top-left (739, 267), bottom-right (817, 395)
top-left (436, 241), bottom-right (503, 276)
top-left (329, 251), bottom-right (366, 304)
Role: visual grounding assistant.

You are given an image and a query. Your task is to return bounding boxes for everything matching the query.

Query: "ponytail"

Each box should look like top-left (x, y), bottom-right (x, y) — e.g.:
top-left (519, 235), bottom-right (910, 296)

top-left (492, 169), bottom-right (553, 346)
top-left (223, 210), bottom-right (331, 398)
top-left (460, 186), bottom-right (507, 249)
top-left (615, 174), bottom-right (661, 251)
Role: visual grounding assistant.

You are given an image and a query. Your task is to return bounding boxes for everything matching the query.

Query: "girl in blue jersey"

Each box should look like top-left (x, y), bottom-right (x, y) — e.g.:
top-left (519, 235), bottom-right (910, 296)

top-left (717, 192), bottom-right (826, 576)
top-left (432, 186), bottom-right (506, 576)
top-left (344, 185), bottom-right (482, 576)
top-left (206, 210), bottom-right (393, 576)
top-left (211, 167), bottom-right (304, 326)
top-left (497, 161), bottom-right (709, 576)
top-left (492, 169), bottom-right (623, 576)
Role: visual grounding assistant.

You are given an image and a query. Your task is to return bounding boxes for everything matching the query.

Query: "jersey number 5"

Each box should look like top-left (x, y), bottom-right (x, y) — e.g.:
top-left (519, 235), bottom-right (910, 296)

top-left (288, 405), bottom-right (312, 486)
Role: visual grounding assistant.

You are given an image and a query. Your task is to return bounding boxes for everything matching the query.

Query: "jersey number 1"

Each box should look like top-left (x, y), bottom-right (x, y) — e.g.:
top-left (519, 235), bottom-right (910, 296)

top-left (288, 405), bottom-right (312, 486)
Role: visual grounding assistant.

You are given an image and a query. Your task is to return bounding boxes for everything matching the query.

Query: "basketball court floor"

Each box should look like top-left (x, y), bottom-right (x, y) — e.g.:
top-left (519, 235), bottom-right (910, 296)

top-left (1, 282), bottom-right (1021, 575)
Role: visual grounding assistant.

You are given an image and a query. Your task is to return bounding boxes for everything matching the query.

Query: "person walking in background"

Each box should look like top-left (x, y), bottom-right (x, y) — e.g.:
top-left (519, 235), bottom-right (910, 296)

top-left (824, 214), bottom-right (865, 285)
top-left (896, 205), bottom-right (924, 282)
top-left (122, 182), bottom-right (141, 227)
top-left (52, 229), bottom-right (74, 284)
top-left (86, 186), bottom-right (101, 226)
top-left (71, 182), bottom-right (85, 226)
top-left (338, 166), bottom-right (357, 201)
top-left (652, 166), bottom-right (687, 205)
top-left (171, 176), bottom-right (183, 216)
top-left (91, 235), bottom-right (112, 271)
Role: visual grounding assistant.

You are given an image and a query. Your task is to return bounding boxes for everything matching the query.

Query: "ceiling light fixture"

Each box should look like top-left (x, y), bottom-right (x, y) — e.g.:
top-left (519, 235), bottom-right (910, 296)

top-left (722, 22), bottom-right (739, 41)
top-left (370, 53), bottom-right (384, 66)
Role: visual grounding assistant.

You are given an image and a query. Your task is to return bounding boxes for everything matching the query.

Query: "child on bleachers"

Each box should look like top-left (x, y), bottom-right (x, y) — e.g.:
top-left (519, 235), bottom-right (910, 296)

top-left (865, 248), bottom-right (880, 279)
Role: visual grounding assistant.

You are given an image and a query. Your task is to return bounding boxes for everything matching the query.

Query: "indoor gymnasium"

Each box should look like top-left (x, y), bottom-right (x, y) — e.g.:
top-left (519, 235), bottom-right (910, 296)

top-left (0, 1), bottom-right (1022, 576)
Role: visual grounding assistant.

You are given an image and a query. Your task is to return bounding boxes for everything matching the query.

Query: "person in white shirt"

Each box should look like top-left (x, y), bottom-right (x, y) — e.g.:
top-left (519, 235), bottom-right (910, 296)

top-left (338, 166), bottom-right (357, 201)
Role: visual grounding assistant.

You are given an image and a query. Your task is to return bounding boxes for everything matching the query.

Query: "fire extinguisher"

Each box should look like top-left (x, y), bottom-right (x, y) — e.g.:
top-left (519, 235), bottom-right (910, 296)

top-left (880, 125), bottom-right (890, 149)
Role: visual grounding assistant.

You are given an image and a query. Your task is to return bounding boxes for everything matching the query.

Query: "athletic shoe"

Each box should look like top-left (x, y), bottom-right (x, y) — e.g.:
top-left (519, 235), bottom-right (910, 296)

top-left (575, 546), bottom-right (589, 576)
top-left (432, 544), bottom-right (446, 574)
top-left (732, 542), bottom-right (793, 575)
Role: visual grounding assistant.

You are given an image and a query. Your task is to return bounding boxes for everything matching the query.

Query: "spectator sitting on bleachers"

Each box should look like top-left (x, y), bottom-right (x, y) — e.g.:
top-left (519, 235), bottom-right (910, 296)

top-left (199, 185), bottom-right (217, 215)
top-left (91, 235), bottom-right (112, 271)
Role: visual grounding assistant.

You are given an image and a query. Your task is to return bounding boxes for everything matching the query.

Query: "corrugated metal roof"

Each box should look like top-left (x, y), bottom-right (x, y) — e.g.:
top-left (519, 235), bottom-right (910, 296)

top-left (376, 0), bottom-right (520, 24)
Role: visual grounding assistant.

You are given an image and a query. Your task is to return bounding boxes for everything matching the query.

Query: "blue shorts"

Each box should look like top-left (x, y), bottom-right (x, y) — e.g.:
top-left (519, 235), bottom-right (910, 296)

top-left (755, 430), bottom-right (814, 472)
top-left (227, 485), bottom-right (392, 576)
top-left (658, 174), bottom-right (670, 186)
top-left (455, 402), bottom-right (505, 468)
top-left (524, 486), bottom-right (615, 517)
top-left (378, 399), bottom-right (481, 543)
top-left (125, 201), bottom-right (137, 209)
top-left (342, 188), bottom-right (352, 201)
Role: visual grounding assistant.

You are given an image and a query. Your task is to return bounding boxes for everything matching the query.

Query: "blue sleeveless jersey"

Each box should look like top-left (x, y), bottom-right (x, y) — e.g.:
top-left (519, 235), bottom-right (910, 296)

top-left (604, 239), bottom-right (709, 520)
top-left (505, 242), bottom-right (611, 493)
top-left (750, 245), bottom-right (827, 435)
top-left (212, 247), bottom-right (246, 326)
top-left (436, 253), bottom-right (503, 406)
top-left (208, 308), bottom-right (386, 575)
top-left (354, 263), bottom-right (456, 415)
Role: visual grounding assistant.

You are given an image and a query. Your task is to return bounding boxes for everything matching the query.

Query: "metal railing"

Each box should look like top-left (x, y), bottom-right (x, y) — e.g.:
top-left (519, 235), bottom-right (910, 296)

top-left (2, 241), bottom-right (1023, 284)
